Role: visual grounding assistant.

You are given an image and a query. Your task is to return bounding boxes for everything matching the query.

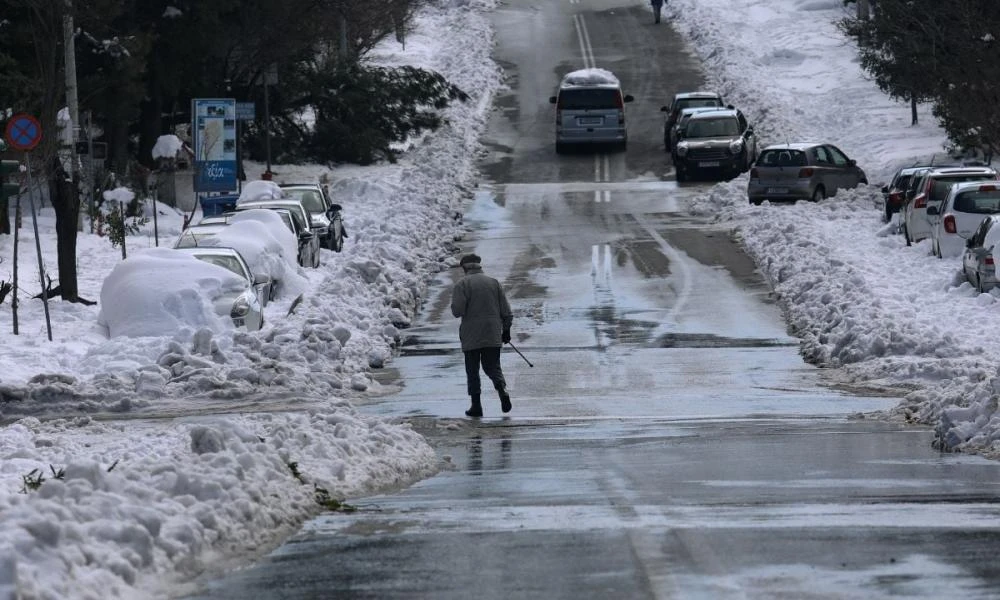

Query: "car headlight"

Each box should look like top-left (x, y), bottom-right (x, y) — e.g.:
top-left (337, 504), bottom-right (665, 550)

top-left (231, 296), bottom-right (251, 318)
top-left (676, 142), bottom-right (689, 157)
top-left (729, 139), bottom-right (744, 154)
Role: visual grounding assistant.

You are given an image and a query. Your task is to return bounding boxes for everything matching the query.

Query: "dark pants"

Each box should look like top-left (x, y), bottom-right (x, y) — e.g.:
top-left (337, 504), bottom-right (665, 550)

top-left (464, 347), bottom-right (506, 397)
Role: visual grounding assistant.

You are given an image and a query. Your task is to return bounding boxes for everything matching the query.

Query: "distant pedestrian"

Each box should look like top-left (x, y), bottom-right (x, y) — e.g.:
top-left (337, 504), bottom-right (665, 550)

top-left (451, 253), bottom-right (513, 417)
top-left (651, 0), bottom-right (664, 23)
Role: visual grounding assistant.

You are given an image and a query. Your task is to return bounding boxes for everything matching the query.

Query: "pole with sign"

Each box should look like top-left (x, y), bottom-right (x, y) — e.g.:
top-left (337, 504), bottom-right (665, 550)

top-left (4, 113), bottom-right (52, 340)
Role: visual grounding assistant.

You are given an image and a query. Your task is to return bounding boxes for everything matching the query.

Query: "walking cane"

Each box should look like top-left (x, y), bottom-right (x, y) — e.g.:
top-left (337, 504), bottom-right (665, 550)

top-left (507, 341), bottom-right (534, 368)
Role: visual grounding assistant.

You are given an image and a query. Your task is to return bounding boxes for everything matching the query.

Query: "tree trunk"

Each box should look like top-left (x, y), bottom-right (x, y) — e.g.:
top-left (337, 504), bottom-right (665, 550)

top-left (911, 95), bottom-right (919, 126)
top-left (138, 59), bottom-right (163, 169)
top-left (1, 200), bottom-right (9, 235)
top-left (52, 168), bottom-right (80, 301)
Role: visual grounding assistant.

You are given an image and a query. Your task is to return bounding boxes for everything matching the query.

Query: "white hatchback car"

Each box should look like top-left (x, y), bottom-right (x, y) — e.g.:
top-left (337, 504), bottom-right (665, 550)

top-left (929, 181), bottom-right (1000, 258)
top-left (962, 215), bottom-right (1000, 293)
top-left (902, 166), bottom-right (999, 245)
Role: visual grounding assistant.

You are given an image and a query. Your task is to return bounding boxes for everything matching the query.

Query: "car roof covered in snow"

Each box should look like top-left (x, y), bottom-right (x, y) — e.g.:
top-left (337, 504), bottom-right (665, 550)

top-left (560, 68), bottom-right (620, 88)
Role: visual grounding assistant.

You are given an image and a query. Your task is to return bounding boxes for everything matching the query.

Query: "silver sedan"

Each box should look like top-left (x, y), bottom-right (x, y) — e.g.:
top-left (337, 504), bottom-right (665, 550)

top-left (748, 142), bottom-right (868, 205)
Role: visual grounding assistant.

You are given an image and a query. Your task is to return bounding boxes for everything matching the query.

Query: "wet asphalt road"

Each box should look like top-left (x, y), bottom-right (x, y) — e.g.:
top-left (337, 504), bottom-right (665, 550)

top-left (181, 1), bottom-right (1000, 598)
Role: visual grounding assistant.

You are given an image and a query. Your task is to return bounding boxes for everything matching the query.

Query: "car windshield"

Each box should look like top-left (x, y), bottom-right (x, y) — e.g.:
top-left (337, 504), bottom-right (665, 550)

top-left (954, 188), bottom-right (1000, 213)
top-left (676, 97), bottom-right (722, 112)
top-left (931, 176), bottom-right (996, 202)
top-left (283, 189), bottom-right (326, 212)
top-left (558, 89), bottom-right (620, 109)
top-left (757, 149), bottom-right (807, 167)
top-left (193, 255), bottom-right (248, 280)
top-left (684, 117), bottom-right (740, 138)
top-left (893, 175), bottom-right (912, 191)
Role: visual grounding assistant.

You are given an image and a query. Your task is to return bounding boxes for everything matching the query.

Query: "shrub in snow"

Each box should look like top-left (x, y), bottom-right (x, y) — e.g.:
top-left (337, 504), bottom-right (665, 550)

top-left (307, 65), bottom-right (469, 165)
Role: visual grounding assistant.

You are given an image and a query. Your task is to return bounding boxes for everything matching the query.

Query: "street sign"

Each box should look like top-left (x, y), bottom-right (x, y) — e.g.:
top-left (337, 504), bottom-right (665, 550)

top-left (236, 102), bottom-right (256, 120)
top-left (4, 113), bottom-right (42, 151)
top-left (191, 98), bottom-right (238, 193)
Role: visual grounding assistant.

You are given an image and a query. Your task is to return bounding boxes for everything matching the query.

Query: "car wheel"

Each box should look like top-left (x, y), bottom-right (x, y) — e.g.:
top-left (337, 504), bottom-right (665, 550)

top-left (750, 198), bottom-right (763, 206)
top-left (903, 223), bottom-right (912, 247)
top-left (811, 186), bottom-right (826, 202)
top-left (675, 168), bottom-right (687, 183)
top-left (978, 276), bottom-right (986, 294)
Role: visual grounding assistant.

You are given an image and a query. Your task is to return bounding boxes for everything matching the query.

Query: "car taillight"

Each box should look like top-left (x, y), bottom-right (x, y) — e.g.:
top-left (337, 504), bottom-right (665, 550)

top-left (889, 191), bottom-right (902, 204)
top-left (750, 167), bottom-right (759, 179)
top-left (555, 109), bottom-right (562, 125)
top-left (618, 110), bottom-right (625, 125)
top-left (798, 168), bottom-right (813, 178)
top-left (944, 215), bottom-right (956, 234)
top-left (987, 256), bottom-right (995, 266)
top-left (914, 194), bottom-right (926, 209)
top-left (981, 185), bottom-right (997, 192)
top-left (615, 93), bottom-right (624, 109)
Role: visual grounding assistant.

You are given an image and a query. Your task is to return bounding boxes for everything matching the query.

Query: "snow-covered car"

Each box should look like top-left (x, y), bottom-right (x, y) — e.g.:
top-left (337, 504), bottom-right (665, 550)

top-left (97, 247), bottom-right (264, 337)
top-left (172, 247), bottom-right (270, 326)
top-left (279, 183), bottom-right (345, 252)
top-left (929, 181), bottom-right (1000, 259)
top-left (962, 214), bottom-right (1000, 293)
top-left (660, 91), bottom-right (726, 150)
top-left (235, 199), bottom-right (322, 268)
top-left (747, 142), bottom-right (868, 204)
top-left (237, 179), bottom-right (286, 204)
top-left (175, 209), bottom-right (305, 299)
top-left (902, 166), bottom-right (999, 245)
top-left (673, 107), bottom-right (757, 182)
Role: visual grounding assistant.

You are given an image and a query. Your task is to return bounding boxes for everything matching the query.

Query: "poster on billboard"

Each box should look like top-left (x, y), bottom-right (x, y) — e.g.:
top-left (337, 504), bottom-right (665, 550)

top-left (191, 98), bottom-right (237, 192)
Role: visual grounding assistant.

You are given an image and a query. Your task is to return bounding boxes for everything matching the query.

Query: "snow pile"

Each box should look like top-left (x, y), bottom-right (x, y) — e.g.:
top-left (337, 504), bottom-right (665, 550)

top-left (102, 186), bottom-right (135, 205)
top-left (236, 180), bottom-right (285, 204)
top-left (151, 134), bottom-right (184, 160)
top-left (667, 0), bottom-right (1000, 456)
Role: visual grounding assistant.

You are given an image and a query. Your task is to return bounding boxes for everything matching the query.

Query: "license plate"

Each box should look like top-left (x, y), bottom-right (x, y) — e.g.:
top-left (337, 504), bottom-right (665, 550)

top-left (579, 117), bottom-right (602, 125)
top-left (766, 187), bottom-right (789, 194)
top-left (698, 161), bottom-right (720, 167)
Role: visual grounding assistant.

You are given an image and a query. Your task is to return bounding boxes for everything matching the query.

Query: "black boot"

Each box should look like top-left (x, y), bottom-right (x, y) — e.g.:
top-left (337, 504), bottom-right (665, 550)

top-left (465, 394), bottom-right (483, 418)
top-left (499, 388), bottom-right (512, 414)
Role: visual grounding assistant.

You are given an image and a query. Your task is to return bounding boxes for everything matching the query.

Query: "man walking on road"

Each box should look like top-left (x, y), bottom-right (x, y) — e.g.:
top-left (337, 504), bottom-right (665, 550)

top-left (651, 0), bottom-right (665, 23)
top-left (451, 253), bottom-right (513, 417)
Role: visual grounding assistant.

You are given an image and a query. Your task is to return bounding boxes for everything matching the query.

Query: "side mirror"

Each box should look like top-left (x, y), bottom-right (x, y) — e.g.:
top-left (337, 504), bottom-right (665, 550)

top-left (848, 159), bottom-right (857, 167)
top-left (549, 96), bottom-right (557, 104)
top-left (660, 106), bottom-right (669, 112)
top-left (623, 94), bottom-right (635, 103)
top-left (927, 206), bottom-right (939, 216)
top-left (299, 231), bottom-right (314, 241)
top-left (330, 203), bottom-right (342, 211)
top-left (881, 185), bottom-right (889, 194)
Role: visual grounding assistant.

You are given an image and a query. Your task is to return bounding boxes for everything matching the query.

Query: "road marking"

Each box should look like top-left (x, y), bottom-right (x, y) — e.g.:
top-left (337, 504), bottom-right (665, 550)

top-left (591, 243), bottom-right (612, 283)
top-left (593, 155), bottom-right (611, 202)
top-left (572, 13), bottom-right (596, 69)
top-left (633, 212), bottom-right (693, 327)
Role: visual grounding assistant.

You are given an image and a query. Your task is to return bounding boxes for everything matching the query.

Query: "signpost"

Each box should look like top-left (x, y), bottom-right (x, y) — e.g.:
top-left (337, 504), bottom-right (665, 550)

top-left (3, 113), bottom-right (52, 340)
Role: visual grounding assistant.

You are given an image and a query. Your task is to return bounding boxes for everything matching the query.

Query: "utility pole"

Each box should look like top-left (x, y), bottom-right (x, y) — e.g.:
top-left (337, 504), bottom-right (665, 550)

top-left (63, 0), bottom-right (82, 231)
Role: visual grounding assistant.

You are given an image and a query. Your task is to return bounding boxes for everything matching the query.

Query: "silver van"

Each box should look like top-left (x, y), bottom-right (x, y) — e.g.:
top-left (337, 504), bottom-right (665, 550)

top-left (548, 68), bottom-right (634, 153)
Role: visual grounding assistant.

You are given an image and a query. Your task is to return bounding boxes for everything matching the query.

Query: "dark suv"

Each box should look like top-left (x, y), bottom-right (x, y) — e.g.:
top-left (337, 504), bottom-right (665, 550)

top-left (672, 108), bottom-right (757, 182)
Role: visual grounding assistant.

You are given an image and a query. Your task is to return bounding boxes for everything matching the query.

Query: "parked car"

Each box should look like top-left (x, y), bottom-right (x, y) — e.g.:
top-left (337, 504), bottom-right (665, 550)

top-left (962, 214), bottom-right (1000, 293)
top-left (97, 248), bottom-right (264, 337)
top-left (278, 183), bottom-right (345, 252)
top-left (666, 106), bottom-right (728, 153)
top-left (549, 68), bottom-right (634, 153)
top-left (901, 166), bottom-right (999, 245)
top-left (659, 91), bottom-right (725, 150)
top-left (747, 142), bottom-right (868, 205)
top-left (235, 199), bottom-right (322, 268)
top-left (672, 107), bottom-right (757, 182)
top-left (173, 223), bottom-right (229, 248)
top-left (173, 247), bottom-right (269, 327)
top-left (928, 181), bottom-right (1000, 258)
top-left (881, 167), bottom-right (925, 222)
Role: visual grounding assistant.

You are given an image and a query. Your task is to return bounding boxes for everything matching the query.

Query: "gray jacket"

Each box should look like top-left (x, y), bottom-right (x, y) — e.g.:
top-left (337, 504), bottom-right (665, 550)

top-left (450, 265), bottom-right (513, 351)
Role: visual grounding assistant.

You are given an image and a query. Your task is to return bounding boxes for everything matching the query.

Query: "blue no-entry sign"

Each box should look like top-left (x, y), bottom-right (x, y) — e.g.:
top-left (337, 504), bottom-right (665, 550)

top-left (4, 114), bottom-right (42, 151)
